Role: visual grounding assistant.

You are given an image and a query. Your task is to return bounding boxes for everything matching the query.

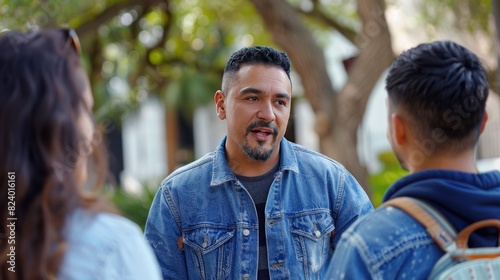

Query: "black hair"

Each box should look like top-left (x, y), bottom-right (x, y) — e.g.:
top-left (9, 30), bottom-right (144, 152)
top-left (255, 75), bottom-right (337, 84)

top-left (386, 40), bottom-right (489, 151)
top-left (222, 46), bottom-right (291, 91)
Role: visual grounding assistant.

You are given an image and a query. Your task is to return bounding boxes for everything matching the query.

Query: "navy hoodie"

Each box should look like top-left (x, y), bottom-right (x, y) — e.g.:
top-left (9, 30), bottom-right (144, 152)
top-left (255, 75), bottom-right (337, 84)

top-left (383, 169), bottom-right (500, 247)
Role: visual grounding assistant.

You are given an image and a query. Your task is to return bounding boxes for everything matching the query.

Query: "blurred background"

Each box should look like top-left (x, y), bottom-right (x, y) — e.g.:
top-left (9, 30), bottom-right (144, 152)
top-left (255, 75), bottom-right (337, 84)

top-left (2, 0), bottom-right (499, 227)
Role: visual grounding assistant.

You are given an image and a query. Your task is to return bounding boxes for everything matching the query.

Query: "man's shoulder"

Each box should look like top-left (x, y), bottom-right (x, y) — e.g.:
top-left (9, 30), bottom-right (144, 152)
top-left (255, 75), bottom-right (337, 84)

top-left (344, 205), bottom-right (434, 254)
top-left (286, 141), bottom-right (344, 168)
top-left (161, 152), bottom-right (215, 183)
top-left (332, 204), bottom-right (441, 279)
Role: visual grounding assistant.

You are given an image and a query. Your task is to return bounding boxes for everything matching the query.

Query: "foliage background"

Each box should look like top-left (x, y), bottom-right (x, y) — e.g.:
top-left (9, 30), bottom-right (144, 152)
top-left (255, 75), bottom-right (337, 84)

top-left (1, 0), bottom-right (497, 226)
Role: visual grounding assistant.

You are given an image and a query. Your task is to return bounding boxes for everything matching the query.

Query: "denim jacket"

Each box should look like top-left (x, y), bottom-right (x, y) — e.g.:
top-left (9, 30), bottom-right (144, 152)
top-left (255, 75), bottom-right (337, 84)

top-left (325, 169), bottom-right (500, 280)
top-left (145, 137), bottom-right (373, 280)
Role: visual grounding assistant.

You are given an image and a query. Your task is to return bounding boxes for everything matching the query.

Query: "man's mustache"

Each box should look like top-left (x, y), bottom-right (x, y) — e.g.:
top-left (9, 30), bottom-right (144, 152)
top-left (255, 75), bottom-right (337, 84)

top-left (246, 121), bottom-right (278, 135)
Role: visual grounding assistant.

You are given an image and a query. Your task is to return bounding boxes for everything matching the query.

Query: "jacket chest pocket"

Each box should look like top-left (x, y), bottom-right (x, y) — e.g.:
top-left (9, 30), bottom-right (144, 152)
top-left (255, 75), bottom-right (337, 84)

top-left (183, 227), bottom-right (235, 280)
top-left (290, 213), bottom-right (335, 276)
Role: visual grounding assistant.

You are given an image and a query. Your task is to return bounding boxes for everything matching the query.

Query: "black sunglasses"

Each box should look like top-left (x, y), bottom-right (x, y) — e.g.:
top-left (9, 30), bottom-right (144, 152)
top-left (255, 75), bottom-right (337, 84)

top-left (61, 28), bottom-right (81, 56)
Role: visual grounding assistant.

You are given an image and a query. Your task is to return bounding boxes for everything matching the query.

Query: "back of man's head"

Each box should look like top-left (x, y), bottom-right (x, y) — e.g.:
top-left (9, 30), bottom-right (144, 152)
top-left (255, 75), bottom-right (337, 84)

top-left (386, 41), bottom-right (489, 152)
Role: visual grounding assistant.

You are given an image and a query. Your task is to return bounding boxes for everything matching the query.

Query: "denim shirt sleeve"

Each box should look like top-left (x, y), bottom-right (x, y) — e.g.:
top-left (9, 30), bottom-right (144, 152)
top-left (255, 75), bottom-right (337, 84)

top-left (331, 167), bottom-right (374, 246)
top-left (145, 182), bottom-right (188, 279)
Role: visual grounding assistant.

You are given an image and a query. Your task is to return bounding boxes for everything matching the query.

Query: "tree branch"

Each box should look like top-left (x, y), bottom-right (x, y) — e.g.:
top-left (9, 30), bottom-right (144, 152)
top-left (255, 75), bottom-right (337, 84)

top-left (249, 0), bottom-right (335, 114)
top-left (297, 7), bottom-right (358, 43)
top-left (75, 0), bottom-right (166, 38)
top-left (146, 1), bottom-right (172, 66)
top-left (127, 0), bottom-right (173, 90)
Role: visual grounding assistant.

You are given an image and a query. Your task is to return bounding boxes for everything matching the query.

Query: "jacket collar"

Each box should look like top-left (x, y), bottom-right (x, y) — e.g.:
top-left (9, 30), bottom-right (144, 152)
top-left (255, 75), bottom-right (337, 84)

top-left (210, 136), bottom-right (299, 187)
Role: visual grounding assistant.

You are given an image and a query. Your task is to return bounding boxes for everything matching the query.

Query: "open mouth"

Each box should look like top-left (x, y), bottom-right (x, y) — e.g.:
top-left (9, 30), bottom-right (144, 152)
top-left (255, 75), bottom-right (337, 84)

top-left (252, 130), bottom-right (273, 141)
top-left (246, 121), bottom-right (278, 142)
top-left (251, 129), bottom-right (273, 141)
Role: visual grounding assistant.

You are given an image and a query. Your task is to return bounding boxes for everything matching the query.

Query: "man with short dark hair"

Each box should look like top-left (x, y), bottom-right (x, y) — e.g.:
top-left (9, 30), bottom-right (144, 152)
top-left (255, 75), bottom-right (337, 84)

top-left (326, 41), bottom-right (500, 279)
top-left (145, 46), bottom-right (373, 279)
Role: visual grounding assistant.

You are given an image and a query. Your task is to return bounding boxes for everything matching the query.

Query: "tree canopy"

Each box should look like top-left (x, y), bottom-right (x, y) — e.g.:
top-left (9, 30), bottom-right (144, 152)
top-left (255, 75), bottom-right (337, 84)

top-left (1, 0), bottom-right (496, 192)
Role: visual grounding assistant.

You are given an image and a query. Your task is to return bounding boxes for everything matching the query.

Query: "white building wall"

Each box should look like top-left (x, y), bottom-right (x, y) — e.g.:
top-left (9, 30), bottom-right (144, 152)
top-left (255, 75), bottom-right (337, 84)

top-left (293, 99), bottom-right (319, 151)
top-left (121, 96), bottom-right (167, 191)
top-left (193, 104), bottom-right (226, 158)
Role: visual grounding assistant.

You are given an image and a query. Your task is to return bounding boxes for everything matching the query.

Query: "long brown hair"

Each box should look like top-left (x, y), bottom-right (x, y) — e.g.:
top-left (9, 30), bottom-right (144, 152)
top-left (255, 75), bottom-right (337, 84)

top-left (0, 29), bottom-right (115, 279)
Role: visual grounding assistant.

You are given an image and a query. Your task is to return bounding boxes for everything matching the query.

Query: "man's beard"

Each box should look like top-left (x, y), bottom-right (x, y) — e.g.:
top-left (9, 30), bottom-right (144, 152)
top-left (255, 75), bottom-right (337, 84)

top-left (242, 121), bottom-right (278, 161)
top-left (243, 141), bottom-right (276, 161)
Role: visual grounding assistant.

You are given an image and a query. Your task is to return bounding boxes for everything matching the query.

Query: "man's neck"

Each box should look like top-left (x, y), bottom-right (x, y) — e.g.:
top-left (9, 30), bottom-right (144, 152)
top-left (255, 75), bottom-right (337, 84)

top-left (409, 150), bottom-right (479, 174)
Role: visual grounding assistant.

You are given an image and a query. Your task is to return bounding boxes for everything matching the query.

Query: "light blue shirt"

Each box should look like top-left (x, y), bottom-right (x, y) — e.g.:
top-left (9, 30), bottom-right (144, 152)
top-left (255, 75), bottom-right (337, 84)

top-left (145, 137), bottom-right (373, 279)
top-left (59, 209), bottom-right (162, 279)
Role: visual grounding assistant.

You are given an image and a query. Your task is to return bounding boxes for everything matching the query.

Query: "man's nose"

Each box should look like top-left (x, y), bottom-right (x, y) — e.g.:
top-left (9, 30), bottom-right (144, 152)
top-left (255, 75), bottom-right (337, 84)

top-left (257, 101), bottom-right (275, 122)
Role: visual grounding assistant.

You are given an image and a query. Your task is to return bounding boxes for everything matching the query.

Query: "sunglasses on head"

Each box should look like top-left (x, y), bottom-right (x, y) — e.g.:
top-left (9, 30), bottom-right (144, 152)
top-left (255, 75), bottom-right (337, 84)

top-left (61, 28), bottom-right (81, 56)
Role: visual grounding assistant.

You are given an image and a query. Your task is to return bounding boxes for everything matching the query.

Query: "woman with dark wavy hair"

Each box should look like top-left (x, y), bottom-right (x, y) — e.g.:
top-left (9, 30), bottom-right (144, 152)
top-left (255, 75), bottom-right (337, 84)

top-left (0, 29), bottom-right (161, 279)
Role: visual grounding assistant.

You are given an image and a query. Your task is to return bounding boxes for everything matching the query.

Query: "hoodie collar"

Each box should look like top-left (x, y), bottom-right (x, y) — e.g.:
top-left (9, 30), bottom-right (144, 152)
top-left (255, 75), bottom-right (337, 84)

top-left (383, 169), bottom-right (500, 202)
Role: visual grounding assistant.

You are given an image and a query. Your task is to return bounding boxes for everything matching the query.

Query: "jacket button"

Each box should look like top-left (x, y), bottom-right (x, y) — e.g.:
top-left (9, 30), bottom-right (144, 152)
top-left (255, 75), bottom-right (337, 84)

top-left (242, 229), bottom-right (250, 236)
top-left (242, 273), bottom-right (250, 280)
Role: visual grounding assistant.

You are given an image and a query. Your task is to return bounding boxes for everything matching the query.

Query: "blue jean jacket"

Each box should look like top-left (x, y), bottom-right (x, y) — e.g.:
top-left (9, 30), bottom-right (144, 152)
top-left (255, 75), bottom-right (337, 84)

top-left (325, 206), bottom-right (442, 280)
top-left (145, 137), bottom-right (373, 280)
top-left (325, 170), bottom-right (500, 280)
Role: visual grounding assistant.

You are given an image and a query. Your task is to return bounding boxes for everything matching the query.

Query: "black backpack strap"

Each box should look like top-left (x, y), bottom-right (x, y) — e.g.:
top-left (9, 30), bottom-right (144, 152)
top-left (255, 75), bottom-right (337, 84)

top-left (382, 197), bottom-right (457, 252)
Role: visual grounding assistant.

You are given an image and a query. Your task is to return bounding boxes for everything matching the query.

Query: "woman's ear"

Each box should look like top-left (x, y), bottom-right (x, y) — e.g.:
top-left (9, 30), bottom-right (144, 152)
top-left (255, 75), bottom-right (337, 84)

top-left (214, 90), bottom-right (226, 120)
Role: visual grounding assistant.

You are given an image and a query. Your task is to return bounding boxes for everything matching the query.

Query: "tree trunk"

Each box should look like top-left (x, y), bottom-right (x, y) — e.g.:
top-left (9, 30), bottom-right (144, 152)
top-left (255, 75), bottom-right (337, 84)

top-left (327, 0), bottom-right (395, 195)
top-left (249, 0), bottom-right (394, 195)
top-left (166, 108), bottom-right (179, 174)
top-left (248, 0), bottom-right (334, 114)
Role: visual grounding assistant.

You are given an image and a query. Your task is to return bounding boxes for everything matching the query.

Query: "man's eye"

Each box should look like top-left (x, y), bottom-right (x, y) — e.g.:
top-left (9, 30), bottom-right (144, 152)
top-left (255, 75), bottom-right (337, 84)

top-left (247, 97), bottom-right (258, 101)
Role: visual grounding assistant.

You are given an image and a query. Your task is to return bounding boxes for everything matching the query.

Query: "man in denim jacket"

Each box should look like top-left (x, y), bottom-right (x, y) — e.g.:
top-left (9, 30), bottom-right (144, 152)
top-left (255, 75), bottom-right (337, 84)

top-left (326, 41), bottom-right (500, 279)
top-left (145, 46), bottom-right (373, 279)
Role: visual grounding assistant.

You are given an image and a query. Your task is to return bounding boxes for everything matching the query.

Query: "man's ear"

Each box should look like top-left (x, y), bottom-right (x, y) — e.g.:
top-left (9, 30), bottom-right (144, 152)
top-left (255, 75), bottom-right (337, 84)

top-left (214, 90), bottom-right (226, 120)
top-left (480, 111), bottom-right (489, 134)
top-left (391, 113), bottom-right (407, 145)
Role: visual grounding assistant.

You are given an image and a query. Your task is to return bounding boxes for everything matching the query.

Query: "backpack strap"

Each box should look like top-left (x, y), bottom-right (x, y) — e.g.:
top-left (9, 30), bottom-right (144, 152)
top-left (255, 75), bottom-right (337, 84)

top-left (382, 197), bottom-right (457, 252)
top-left (456, 219), bottom-right (500, 250)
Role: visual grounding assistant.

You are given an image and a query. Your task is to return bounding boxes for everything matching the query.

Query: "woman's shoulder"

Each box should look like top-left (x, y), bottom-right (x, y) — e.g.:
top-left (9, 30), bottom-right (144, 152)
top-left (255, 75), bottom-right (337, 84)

top-left (65, 209), bottom-right (141, 243)
top-left (60, 209), bottom-right (161, 279)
